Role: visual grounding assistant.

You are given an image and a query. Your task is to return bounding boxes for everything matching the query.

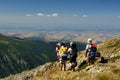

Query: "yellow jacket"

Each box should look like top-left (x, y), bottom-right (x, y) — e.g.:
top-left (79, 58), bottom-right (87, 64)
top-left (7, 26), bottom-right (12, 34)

top-left (59, 46), bottom-right (68, 54)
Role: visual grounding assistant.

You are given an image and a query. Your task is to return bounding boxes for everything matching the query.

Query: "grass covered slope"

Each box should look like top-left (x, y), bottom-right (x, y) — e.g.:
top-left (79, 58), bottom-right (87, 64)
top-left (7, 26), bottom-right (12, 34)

top-left (98, 37), bottom-right (120, 56)
top-left (0, 33), bottom-right (57, 78)
top-left (2, 37), bottom-right (120, 80)
top-left (34, 37), bottom-right (120, 80)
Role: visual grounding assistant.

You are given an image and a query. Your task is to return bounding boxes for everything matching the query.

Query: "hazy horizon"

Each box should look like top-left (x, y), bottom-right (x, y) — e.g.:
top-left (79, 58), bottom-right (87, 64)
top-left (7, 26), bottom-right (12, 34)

top-left (0, 25), bottom-right (120, 32)
top-left (0, 0), bottom-right (120, 33)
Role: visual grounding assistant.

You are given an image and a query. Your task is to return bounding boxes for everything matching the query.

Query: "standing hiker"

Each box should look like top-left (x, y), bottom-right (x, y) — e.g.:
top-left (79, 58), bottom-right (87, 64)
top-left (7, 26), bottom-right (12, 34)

top-left (85, 38), bottom-right (97, 65)
top-left (56, 43), bottom-right (61, 61)
top-left (59, 43), bottom-right (68, 71)
top-left (68, 42), bottom-right (77, 71)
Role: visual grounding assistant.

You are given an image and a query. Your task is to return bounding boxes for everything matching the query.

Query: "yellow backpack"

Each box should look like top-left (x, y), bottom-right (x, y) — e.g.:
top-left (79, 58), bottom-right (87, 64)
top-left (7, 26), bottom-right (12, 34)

top-left (59, 46), bottom-right (68, 54)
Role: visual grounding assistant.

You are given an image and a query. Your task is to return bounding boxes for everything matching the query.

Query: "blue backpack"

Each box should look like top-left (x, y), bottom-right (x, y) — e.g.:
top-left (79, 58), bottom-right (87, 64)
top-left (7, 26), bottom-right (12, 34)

top-left (89, 52), bottom-right (95, 58)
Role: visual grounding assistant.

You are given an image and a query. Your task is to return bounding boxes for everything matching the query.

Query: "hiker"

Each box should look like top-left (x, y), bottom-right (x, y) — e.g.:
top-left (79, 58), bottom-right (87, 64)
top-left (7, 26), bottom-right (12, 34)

top-left (68, 42), bottom-right (77, 71)
top-left (85, 38), bottom-right (97, 65)
top-left (59, 43), bottom-right (68, 71)
top-left (56, 43), bottom-right (61, 61)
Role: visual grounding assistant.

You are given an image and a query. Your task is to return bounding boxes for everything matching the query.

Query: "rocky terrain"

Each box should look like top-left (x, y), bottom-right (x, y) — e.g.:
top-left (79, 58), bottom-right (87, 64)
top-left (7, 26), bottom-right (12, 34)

top-left (2, 37), bottom-right (120, 80)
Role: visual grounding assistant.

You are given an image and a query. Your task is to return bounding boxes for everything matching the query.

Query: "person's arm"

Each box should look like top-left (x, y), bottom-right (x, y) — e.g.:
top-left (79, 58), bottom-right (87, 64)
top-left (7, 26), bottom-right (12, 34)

top-left (85, 50), bottom-right (88, 57)
top-left (85, 44), bottom-right (89, 57)
top-left (56, 47), bottom-right (59, 53)
top-left (67, 48), bottom-right (71, 53)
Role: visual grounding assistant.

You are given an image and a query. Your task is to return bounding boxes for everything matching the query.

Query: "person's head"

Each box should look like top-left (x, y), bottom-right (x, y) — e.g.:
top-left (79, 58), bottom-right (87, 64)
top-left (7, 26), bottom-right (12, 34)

top-left (70, 42), bottom-right (76, 48)
top-left (70, 42), bottom-right (73, 46)
top-left (57, 43), bottom-right (61, 46)
top-left (61, 43), bottom-right (66, 47)
top-left (87, 38), bottom-right (92, 44)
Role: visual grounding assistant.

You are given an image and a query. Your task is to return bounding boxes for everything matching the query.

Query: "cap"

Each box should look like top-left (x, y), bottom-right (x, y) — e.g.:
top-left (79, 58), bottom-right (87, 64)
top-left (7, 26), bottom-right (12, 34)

top-left (87, 38), bottom-right (92, 43)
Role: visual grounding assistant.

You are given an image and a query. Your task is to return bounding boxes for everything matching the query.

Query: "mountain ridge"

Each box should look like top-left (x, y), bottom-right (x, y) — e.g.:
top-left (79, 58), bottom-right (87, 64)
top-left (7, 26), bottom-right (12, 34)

top-left (2, 37), bottom-right (120, 80)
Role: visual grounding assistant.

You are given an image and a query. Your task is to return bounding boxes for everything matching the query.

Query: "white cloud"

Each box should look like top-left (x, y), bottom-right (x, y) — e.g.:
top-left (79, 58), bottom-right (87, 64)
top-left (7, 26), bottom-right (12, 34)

top-left (82, 14), bottom-right (87, 18)
top-left (46, 15), bottom-right (51, 17)
top-left (73, 14), bottom-right (78, 16)
top-left (26, 14), bottom-right (34, 16)
top-left (52, 13), bottom-right (59, 17)
top-left (37, 13), bottom-right (45, 16)
top-left (26, 13), bottom-right (59, 17)
top-left (117, 16), bottom-right (120, 18)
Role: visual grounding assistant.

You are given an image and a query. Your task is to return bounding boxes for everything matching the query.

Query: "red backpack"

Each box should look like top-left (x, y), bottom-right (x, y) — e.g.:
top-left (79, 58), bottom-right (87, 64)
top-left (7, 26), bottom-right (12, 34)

top-left (89, 44), bottom-right (97, 52)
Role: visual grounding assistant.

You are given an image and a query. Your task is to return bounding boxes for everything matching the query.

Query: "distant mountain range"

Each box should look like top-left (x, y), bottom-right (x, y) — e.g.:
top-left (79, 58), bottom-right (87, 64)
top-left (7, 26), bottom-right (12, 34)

top-left (1, 26), bottom-right (120, 43)
top-left (5, 31), bottom-right (120, 43)
top-left (0, 33), bottom-right (86, 78)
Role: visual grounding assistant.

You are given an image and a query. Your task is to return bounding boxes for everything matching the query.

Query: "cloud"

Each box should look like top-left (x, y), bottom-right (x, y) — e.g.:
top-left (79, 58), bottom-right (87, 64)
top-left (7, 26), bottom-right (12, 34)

top-left (37, 13), bottom-right (45, 16)
top-left (82, 14), bottom-right (87, 18)
top-left (26, 13), bottom-right (59, 17)
top-left (36, 13), bottom-right (59, 17)
top-left (73, 14), bottom-right (78, 16)
top-left (51, 13), bottom-right (59, 17)
top-left (26, 14), bottom-right (34, 16)
top-left (46, 15), bottom-right (51, 17)
top-left (117, 16), bottom-right (120, 18)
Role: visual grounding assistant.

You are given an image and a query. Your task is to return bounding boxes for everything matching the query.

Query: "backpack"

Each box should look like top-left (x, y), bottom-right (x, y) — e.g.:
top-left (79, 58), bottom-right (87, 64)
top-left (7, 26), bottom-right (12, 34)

top-left (56, 45), bottom-right (60, 52)
top-left (88, 44), bottom-right (97, 58)
top-left (60, 46), bottom-right (68, 54)
top-left (89, 52), bottom-right (96, 58)
top-left (95, 52), bottom-right (101, 57)
top-left (88, 44), bottom-right (97, 52)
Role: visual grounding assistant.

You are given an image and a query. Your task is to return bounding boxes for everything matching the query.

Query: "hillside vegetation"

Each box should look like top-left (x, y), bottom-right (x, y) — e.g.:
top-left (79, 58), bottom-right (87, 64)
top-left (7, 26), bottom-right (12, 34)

top-left (0, 33), bottom-right (57, 78)
top-left (2, 37), bottom-right (120, 80)
top-left (0, 33), bottom-right (86, 78)
top-left (98, 37), bottom-right (120, 56)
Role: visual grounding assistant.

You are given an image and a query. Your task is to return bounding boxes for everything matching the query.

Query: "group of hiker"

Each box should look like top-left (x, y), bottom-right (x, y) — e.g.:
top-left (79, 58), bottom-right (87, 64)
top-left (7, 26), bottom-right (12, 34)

top-left (55, 38), bottom-right (100, 71)
top-left (56, 42), bottom-right (77, 71)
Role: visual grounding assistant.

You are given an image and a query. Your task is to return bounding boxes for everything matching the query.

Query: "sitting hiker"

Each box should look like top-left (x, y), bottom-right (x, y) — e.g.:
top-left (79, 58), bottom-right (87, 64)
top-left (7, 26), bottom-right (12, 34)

top-left (68, 42), bottom-right (77, 71)
top-left (59, 43), bottom-right (68, 71)
top-left (85, 38), bottom-right (97, 65)
top-left (99, 56), bottom-right (108, 63)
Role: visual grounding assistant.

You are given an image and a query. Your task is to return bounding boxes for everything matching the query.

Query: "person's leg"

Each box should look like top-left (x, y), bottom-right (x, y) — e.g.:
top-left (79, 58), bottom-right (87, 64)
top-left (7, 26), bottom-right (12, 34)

top-left (68, 57), bottom-right (72, 70)
top-left (71, 62), bottom-right (76, 71)
top-left (91, 57), bottom-right (95, 64)
top-left (87, 53), bottom-right (90, 65)
top-left (63, 61), bottom-right (66, 71)
top-left (60, 62), bottom-right (63, 71)
top-left (73, 67), bottom-right (75, 71)
top-left (87, 56), bottom-right (90, 65)
top-left (60, 57), bottom-right (63, 71)
top-left (68, 63), bottom-right (72, 70)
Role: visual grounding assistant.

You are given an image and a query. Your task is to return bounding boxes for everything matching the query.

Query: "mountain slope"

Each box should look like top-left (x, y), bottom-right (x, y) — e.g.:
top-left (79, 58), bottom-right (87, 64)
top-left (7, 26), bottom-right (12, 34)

top-left (2, 37), bottom-right (120, 80)
top-left (0, 33), bottom-right (86, 78)
top-left (98, 37), bottom-right (120, 57)
top-left (0, 33), bottom-right (57, 78)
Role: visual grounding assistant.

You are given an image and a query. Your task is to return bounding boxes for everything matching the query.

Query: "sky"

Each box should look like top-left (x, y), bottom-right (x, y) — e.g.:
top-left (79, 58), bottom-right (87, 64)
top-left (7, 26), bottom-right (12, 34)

top-left (0, 0), bottom-right (120, 31)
